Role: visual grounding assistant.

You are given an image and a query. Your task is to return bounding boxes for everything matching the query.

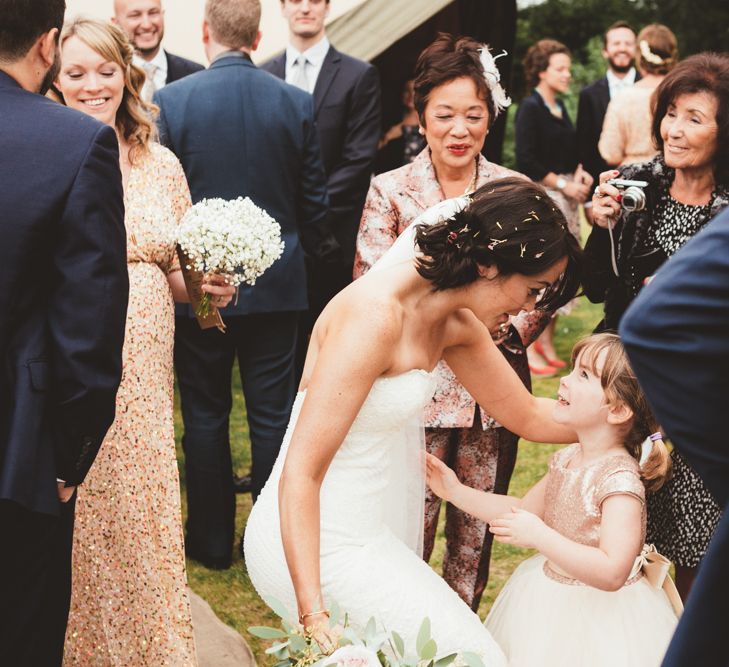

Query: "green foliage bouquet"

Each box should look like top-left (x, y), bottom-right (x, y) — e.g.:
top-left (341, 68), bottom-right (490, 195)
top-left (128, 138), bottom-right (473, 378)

top-left (249, 599), bottom-right (486, 667)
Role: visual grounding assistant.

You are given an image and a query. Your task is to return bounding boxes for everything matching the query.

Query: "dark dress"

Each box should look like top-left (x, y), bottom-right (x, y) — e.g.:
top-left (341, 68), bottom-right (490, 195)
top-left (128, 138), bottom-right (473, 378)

top-left (584, 154), bottom-right (729, 566)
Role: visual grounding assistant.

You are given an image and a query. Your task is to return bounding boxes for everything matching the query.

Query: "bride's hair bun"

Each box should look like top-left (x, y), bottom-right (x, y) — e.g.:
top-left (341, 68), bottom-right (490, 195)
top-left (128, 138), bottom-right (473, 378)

top-left (414, 177), bottom-right (583, 311)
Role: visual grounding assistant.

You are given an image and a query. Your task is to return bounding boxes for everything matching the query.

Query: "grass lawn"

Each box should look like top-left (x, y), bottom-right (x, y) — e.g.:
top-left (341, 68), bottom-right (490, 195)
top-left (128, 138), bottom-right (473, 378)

top-left (175, 298), bottom-right (602, 662)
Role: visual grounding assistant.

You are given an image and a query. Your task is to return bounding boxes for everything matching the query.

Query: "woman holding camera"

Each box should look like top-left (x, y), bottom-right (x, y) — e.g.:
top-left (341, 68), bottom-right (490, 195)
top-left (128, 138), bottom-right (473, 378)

top-left (586, 52), bottom-right (729, 598)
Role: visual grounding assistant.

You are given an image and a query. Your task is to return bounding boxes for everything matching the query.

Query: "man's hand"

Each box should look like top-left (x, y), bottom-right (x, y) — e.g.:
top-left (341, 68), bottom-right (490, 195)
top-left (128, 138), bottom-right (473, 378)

top-left (57, 481), bottom-right (77, 503)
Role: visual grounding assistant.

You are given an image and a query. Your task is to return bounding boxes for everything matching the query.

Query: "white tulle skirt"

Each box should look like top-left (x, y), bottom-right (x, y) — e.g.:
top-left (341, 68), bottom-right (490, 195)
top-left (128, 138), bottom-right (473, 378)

top-left (485, 555), bottom-right (678, 667)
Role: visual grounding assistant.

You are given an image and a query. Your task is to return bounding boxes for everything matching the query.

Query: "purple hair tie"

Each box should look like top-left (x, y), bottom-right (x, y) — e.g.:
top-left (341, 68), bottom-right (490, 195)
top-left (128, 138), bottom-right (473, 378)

top-left (649, 432), bottom-right (663, 442)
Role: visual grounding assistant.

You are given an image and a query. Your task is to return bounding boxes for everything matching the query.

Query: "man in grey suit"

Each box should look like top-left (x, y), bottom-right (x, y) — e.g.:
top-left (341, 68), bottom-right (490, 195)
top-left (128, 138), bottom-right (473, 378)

top-left (155, 0), bottom-right (333, 569)
top-left (263, 0), bottom-right (381, 381)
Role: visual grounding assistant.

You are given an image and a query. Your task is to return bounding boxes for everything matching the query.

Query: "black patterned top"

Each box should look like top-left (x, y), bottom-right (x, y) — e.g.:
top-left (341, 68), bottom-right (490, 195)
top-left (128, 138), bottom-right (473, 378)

top-left (653, 190), bottom-right (715, 256)
top-left (583, 154), bottom-right (729, 331)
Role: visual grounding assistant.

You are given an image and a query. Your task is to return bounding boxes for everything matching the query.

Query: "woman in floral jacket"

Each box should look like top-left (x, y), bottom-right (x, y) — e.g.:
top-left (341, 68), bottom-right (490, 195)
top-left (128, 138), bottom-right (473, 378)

top-left (354, 34), bottom-right (554, 610)
top-left (587, 52), bottom-right (729, 599)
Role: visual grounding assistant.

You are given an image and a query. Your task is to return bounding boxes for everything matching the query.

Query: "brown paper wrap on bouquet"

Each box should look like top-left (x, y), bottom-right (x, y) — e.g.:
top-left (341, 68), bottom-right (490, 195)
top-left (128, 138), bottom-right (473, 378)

top-left (177, 246), bottom-right (226, 332)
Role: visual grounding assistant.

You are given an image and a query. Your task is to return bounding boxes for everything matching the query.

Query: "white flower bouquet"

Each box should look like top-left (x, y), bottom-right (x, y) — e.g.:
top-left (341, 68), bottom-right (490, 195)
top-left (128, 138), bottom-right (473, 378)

top-left (177, 196), bottom-right (284, 328)
top-left (249, 599), bottom-right (486, 667)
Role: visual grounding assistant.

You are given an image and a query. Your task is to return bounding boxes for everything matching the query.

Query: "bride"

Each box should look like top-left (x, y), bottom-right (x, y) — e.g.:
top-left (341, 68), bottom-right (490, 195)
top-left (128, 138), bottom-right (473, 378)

top-left (244, 177), bottom-right (582, 660)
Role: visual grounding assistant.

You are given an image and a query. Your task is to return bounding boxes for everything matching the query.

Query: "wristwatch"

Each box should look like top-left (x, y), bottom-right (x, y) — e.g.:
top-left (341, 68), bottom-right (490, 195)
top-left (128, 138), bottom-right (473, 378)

top-left (556, 176), bottom-right (567, 191)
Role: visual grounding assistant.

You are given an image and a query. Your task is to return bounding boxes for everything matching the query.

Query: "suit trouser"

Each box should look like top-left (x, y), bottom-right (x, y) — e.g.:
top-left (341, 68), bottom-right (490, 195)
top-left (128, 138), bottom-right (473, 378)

top-left (295, 258), bottom-right (352, 382)
top-left (175, 312), bottom-right (298, 562)
top-left (0, 496), bottom-right (76, 666)
top-left (423, 418), bottom-right (518, 611)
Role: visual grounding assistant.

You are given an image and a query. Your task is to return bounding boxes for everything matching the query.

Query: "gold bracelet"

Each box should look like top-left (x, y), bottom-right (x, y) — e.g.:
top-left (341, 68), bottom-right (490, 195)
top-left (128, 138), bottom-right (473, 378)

top-left (299, 608), bottom-right (330, 625)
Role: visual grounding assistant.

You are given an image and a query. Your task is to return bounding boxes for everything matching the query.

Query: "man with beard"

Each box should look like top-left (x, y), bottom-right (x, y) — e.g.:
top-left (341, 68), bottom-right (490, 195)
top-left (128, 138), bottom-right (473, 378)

top-left (576, 21), bottom-right (637, 223)
top-left (113, 0), bottom-right (204, 101)
top-left (0, 0), bottom-right (128, 663)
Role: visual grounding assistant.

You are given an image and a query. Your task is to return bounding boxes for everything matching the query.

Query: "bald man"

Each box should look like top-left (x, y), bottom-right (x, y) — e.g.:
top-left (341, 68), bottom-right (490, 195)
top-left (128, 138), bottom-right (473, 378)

top-left (113, 0), bottom-right (203, 100)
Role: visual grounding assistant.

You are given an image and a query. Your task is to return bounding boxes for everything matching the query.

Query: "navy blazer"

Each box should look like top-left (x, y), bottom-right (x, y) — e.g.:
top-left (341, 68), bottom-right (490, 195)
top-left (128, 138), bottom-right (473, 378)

top-left (263, 45), bottom-right (381, 265)
top-left (576, 76), bottom-right (611, 186)
top-left (515, 90), bottom-right (577, 181)
top-left (0, 72), bottom-right (128, 515)
top-left (164, 50), bottom-right (204, 84)
top-left (155, 52), bottom-right (330, 316)
top-left (621, 209), bottom-right (729, 666)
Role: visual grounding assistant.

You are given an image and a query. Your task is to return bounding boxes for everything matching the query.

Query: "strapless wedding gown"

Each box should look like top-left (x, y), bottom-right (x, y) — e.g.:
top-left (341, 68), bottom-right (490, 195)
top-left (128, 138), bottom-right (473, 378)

top-left (244, 369), bottom-right (506, 663)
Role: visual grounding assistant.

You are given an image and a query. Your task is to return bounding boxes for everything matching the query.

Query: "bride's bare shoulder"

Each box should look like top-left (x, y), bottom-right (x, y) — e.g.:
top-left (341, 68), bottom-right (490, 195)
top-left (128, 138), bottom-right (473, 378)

top-left (443, 308), bottom-right (489, 347)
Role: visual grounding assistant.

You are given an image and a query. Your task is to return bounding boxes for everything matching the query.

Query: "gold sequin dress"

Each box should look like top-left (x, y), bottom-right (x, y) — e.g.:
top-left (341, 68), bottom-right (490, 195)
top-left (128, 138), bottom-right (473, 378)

top-left (485, 444), bottom-right (678, 667)
top-left (64, 144), bottom-right (197, 666)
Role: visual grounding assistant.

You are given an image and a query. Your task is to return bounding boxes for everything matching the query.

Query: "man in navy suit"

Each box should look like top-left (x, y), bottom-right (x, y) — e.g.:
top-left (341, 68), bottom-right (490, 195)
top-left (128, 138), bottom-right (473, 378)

top-left (263, 0), bottom-right (381, 380)
top-left (0, 1), bottom-right (129, 662)
top-left (576, 21), bottom-right (637, 224)
top-left (621, 210), bottom-right (729, 666)
top-left (155, 0), bottom-right (333, 569)
top-left (113, 0), bottom-right (204, 101)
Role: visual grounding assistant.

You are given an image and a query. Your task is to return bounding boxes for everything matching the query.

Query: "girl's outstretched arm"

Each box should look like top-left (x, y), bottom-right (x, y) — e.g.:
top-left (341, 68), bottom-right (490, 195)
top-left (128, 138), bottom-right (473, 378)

top-left (426, 453), bottom-right (550, 523)
top-left (490, 493), bottom-right (644, 591)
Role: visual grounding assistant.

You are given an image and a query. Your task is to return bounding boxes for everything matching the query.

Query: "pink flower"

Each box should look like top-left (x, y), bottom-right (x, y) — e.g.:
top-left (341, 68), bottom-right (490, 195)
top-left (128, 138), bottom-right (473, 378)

top-left (324, 645), bottom-right (381, 667)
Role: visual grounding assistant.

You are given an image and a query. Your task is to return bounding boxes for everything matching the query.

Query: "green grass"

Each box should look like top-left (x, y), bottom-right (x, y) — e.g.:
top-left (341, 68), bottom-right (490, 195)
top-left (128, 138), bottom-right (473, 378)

top-left (175, 300), bottom-right (602, 663)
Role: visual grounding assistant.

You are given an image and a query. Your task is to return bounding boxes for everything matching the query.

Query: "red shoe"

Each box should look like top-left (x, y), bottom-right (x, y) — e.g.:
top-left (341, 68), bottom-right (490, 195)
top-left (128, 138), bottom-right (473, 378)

top-left (534, 341), bottom-right (567, 369)
top-left (529, 363), bottom-right (557, 377)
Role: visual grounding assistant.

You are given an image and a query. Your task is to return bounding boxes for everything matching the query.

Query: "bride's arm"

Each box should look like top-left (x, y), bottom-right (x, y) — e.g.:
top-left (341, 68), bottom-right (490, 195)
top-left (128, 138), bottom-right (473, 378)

top-left (278, 301), bottom-right (397, 628)
top-left (444, 312), bottom-right (576, 444)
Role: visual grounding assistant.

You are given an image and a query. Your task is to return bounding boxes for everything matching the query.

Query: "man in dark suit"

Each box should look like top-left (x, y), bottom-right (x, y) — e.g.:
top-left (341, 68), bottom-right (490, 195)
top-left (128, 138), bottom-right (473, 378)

top-left (621, 210), bottom-right (729, 666)
top-left (155, 0), bottom-right (332, 569)
top-left (113, 0), bottom-right (204, 101)
top-left (576, 21), bottom-right (637, 224)
top-left (263, 0), bottom-right (381, 380)
top-left (0, 1), bottom-right (129, 662)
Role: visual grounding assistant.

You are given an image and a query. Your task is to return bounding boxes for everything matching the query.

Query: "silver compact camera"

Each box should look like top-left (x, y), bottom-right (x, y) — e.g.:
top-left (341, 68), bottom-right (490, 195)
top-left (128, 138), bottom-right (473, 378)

top-left (606, 178), bottom-right (649, 212)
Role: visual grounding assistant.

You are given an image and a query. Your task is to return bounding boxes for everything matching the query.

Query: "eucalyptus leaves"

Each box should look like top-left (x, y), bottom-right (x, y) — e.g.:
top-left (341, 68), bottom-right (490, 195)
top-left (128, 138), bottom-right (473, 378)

top-left (249, 598), bottom-right (486, 667)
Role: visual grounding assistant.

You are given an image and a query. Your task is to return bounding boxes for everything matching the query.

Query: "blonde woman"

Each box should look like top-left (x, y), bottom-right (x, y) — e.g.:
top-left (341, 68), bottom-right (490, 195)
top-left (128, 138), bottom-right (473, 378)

top-left (56, 18), bottom-right (233, 665)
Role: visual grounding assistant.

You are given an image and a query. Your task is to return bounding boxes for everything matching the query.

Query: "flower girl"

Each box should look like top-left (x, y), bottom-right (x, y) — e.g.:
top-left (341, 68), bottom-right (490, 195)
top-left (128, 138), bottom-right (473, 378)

top-left (426, 333), bottom-right (679, 666)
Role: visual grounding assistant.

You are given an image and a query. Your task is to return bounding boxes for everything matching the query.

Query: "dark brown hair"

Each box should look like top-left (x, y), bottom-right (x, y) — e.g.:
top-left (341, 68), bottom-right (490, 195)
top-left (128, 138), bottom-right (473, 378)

top-left (413, 33), bottom-right (497, 130)
top-left (652, 52), bottom-right (729, 185)
top-left (636, 23), bottom-right (677, 76)
top-left (603, 20), bottom-right (635, 48)
top-left (0, 0), bottom-right (65, 62)
top-left (522, 39), bottom-right (571, 90)
top-left (572, 333), bottom-right (671, 492)
top-left (414, 177), bottom-right (583, 311)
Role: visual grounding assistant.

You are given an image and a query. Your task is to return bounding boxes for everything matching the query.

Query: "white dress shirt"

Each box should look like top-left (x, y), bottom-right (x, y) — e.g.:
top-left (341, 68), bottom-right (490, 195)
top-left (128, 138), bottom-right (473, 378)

top-left (134, 48), bottom-right (168, 101)
top-left (606, 67), bottom-right (637, 100)
top-left (285, 36), bottom-right (330, 95)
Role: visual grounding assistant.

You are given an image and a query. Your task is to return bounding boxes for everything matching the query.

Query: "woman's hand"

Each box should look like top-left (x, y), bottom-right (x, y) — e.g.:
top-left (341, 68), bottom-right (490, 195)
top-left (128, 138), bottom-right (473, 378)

top-left (303, 615), bottom-right (341, 652)
top-left (489, 507), bottom-right (548, 550)
top-left (591, 170), bottom-right (623, 229)
top-left (201, 273), bottom-right (236, 309)
top-left (425, 453), bottom-right (461, 502)
top-left (563, 164), bottom-right (594, 204)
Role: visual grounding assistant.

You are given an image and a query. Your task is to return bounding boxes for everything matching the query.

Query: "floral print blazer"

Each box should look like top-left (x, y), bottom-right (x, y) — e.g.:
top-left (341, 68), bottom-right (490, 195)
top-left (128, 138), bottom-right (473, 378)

top-left (353, 148), bottom-right (550, 429)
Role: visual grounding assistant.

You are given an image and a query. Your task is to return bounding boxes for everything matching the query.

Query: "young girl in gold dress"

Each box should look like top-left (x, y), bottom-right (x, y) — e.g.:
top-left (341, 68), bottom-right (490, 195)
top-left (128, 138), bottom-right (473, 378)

top-left (427, 333), bottom-right (680, 666)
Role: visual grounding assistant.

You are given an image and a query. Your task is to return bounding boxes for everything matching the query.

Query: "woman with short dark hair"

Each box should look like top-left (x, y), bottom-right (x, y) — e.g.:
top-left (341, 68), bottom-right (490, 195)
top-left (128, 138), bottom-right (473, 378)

top-left (245, 177), bottom-right (582, 655)
top-left (587, 51), bottom-right (729, 599)
top-left (353, 33), bottom-right (552, 611)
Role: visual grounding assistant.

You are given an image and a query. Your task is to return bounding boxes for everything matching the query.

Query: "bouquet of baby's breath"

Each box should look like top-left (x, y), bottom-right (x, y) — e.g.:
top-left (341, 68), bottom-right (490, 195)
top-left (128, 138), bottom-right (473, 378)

top-left (177, 196), bottom-right (284, 323)
top-left (249, 599), bottom-right (486, 667)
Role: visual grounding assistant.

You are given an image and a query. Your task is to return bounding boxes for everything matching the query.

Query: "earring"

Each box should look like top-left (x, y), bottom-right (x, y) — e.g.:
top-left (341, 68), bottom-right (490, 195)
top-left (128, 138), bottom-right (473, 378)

top-left (418, 127), bottom-right (425, 135)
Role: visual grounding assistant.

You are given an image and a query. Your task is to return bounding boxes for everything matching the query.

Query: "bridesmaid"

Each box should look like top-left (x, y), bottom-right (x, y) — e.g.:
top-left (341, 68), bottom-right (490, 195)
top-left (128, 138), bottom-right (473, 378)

top-left (56, 18), bottom-right (233, 665)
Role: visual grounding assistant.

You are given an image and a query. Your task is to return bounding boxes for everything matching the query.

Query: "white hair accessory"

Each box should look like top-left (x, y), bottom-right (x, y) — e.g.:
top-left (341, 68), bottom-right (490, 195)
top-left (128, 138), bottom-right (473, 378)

top-left (478, 46), bottom-right (512, 117)
top-left (415, 195), bottom-right (471, 228)
top-left (639, 40), bottom-right (665, 66)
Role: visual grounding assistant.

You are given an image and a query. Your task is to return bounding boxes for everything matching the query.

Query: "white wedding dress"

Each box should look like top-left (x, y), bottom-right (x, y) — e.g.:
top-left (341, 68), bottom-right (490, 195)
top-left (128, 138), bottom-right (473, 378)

top-left (245, 372), bottom-right (506, 661)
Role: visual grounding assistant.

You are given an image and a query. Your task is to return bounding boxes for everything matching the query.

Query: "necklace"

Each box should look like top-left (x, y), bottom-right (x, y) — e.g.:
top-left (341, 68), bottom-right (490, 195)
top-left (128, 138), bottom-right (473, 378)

top-left (464, 160), bottom-right (478, 195)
